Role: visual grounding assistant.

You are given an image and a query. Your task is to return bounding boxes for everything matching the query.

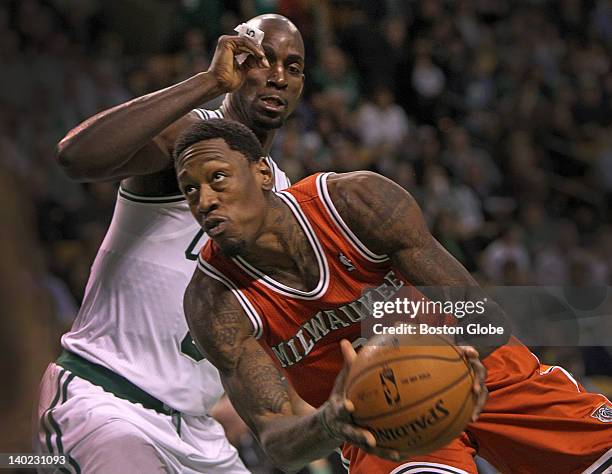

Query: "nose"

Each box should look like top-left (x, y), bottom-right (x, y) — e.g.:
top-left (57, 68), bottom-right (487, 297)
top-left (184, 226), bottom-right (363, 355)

top-left (267, 63), bottom-right (288, 89)
top-left (197, 186), bottom-right (219, 216)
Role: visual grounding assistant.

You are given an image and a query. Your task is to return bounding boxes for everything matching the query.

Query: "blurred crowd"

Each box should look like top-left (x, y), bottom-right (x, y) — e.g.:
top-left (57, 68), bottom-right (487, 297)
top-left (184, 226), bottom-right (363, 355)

top-left (2, 0), bottom-right (612, 470)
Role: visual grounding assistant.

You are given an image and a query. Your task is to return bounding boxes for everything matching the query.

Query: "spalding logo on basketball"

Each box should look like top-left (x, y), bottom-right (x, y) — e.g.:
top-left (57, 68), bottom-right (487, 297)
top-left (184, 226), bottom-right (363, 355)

top-left (346, 333), bottom-right (475, 454)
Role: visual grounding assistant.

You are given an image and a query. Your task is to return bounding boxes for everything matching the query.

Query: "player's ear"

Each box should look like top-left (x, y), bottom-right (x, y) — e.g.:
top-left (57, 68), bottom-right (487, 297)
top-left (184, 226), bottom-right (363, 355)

top-left (255, 156), bottom-right (273, 191)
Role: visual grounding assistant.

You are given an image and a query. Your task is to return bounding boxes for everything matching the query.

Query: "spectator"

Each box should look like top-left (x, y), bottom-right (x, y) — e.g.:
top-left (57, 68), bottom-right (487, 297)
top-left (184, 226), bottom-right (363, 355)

top-left (480, 226), bottom-right (531, 283)
top-left (422, 165), bottom-right (484, 238)
top-left (311, 44), bottom-right (360, 110)
top-left (355, 85), bottom-right (412, 149)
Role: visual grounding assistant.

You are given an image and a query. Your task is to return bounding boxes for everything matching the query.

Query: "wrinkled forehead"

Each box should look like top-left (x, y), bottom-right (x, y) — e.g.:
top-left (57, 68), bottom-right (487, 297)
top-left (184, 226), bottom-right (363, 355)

top-left (246, 17), bottom-right (305, 58)
top-left (177, 138), bottom-right (246, 170)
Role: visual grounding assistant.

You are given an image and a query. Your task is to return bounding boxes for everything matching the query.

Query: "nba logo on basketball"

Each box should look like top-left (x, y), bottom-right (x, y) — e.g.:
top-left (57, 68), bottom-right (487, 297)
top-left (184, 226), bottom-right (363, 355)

top-left (380, 366), bottom-right (401, 406)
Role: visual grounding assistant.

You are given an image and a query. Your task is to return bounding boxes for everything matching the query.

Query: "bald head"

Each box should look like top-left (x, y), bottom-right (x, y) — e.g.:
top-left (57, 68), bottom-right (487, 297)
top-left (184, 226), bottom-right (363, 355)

top-left (225, 13), bottom-right (305, 134)
top-left (246, 14), bottom-right (305, 58)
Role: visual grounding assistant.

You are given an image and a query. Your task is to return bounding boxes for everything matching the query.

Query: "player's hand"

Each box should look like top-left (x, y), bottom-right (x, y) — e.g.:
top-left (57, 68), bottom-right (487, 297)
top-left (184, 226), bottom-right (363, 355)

top-left (207, 35), bottom-right (270, 92)
top-left (316, 340), bottom-right (406, 462)
top-left (456, 345), bottom-right (488, 422)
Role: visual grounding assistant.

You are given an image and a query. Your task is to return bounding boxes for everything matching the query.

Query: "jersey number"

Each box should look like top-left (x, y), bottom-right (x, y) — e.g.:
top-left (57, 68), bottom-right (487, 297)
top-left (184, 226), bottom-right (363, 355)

top-left (185, 229), bottom-right (205, 261)
top-left (180, 332), bottom-right (206, 362)
top-left (180, 229), bottom-right (208, 362)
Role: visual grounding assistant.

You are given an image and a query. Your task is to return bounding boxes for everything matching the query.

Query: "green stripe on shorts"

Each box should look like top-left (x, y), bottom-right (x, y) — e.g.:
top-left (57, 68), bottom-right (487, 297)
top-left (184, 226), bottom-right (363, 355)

top-left (43, 370), bottom-right (81, 473)
top-left (43, 369), bottom-right (66, 454)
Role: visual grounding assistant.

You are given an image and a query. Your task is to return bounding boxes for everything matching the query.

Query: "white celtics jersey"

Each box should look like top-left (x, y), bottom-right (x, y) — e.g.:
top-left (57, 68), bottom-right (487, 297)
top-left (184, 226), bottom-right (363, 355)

top-left (61, 108), bottom-right (291, 415)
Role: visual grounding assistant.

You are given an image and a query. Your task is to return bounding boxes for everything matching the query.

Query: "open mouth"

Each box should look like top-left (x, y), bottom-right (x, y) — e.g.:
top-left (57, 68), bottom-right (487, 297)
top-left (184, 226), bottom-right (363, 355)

top-left (259, 95), bottom-right (287, 113)
top-left (204, 218), bottom-right (227, 237)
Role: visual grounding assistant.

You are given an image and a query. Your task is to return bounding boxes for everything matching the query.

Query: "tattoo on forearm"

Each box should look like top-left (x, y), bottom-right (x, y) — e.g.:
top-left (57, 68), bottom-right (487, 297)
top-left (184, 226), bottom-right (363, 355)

top-left (239, 346), bottom-right (290, 414)
top-left (215, 326), bottom-right (240, 346)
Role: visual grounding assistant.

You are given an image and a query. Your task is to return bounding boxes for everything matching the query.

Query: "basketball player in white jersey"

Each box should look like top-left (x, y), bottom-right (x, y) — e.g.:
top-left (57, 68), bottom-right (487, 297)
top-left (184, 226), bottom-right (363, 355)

top-left (36, 14), bottom-right (305, 473)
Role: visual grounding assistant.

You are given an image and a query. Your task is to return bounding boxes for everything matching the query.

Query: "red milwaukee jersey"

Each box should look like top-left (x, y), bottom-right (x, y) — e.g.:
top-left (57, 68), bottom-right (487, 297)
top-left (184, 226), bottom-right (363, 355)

top-left (199, 172), bottom-right (414, 407)
top-left (198, 173), bottom-right (612, 474)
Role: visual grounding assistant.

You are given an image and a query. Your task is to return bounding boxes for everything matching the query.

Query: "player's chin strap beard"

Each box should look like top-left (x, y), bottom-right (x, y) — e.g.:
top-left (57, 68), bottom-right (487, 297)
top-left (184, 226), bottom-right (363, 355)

top-left (219, 239), bottom-right (247, 258)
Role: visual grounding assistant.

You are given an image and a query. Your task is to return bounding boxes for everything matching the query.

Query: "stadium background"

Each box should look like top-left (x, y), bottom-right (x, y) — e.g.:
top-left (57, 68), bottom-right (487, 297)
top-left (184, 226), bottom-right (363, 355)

top-left (1, 0), bottom-right (611, 472)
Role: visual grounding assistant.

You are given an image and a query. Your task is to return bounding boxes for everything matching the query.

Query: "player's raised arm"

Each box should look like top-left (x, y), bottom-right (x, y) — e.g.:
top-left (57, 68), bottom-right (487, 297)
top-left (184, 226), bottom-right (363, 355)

top-left (183, 269), bottom-right (405, 472)
top-left (327, 171), bottom-right (510, 357)
top-left (56, 34), bottom-right (269, 182)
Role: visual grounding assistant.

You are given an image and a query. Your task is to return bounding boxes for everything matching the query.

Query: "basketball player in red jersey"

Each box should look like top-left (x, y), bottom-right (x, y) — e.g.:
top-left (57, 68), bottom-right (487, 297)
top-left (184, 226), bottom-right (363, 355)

top-left (177, 120), bottom-right (612, 474)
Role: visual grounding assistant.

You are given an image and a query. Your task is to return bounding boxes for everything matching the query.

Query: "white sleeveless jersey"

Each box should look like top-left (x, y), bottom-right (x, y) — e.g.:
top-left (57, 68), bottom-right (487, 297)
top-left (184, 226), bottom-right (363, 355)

top-left (62, 108), bottom-right (291, 415)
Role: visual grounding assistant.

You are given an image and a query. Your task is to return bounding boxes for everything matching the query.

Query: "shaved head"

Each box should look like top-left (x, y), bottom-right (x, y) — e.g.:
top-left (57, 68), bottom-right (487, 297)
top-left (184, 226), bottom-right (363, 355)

top-left (246, 14), bottom-right (305, 58)
top-left (225, 13), bottom-right (306, 135)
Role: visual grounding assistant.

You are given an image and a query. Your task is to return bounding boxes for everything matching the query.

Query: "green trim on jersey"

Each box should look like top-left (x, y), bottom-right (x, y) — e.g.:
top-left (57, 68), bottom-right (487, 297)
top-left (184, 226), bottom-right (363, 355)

top-left (56, 350), bottom-right (178, 416)
top-left (180, 331), bottom-right (206, 361)
top-left (118, 187), bottom-right (186, 204)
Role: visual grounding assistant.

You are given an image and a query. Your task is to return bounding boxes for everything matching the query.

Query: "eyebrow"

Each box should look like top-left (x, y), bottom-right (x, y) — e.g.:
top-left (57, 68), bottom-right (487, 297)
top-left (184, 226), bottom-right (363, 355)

top-left (177, 152), bottom-right (230, 170)
top-left (286, 53), bottom-right (304, 65)
top-left (263, 45), bottom-right (304, 65)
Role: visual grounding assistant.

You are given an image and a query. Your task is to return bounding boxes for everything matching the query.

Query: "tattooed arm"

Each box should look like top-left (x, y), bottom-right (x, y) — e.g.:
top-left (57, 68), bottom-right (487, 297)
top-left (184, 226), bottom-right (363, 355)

top-left (327, 171), bottom-right (510, 358)
top-left (184, 269), bottom-right (401, 472)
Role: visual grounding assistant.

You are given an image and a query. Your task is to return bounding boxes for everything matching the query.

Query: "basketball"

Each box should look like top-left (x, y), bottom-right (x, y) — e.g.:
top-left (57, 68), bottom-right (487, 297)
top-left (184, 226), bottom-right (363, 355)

top-left (345, 333), bottom-right (475, 455)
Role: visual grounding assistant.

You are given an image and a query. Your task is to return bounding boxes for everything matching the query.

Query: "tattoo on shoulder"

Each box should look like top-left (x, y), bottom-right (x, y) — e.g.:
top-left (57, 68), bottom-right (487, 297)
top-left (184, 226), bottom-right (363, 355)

top-left (331, 172), bottom-right (418, 254)
top-left (184, 273), bottom-right (252, 368)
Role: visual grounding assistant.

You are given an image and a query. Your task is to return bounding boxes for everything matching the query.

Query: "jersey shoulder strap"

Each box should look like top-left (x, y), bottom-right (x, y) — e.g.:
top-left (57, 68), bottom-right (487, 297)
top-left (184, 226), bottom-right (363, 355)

top-left (286, 172), bottom-right (389, 265)
top-left (282, 172), bottom-right (322, 203)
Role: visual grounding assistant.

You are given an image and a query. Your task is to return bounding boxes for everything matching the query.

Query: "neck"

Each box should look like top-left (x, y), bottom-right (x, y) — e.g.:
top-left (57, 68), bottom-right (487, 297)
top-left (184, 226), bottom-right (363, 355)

top-left (237, 193), bottom-right (321, 292)
top-left (240, 193), bottom-right (303, 270)
top-left (221, 97), bottom-right (277, 155)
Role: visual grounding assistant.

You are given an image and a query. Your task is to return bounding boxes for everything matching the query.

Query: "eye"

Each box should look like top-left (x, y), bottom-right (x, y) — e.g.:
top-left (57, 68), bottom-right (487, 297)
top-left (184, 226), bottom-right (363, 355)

top-left (212, 172), bottom-right (226, 183)
top-left (288, 64), bottom-right (302, 74)
top-left (183, 184), bottom-right (198, 196)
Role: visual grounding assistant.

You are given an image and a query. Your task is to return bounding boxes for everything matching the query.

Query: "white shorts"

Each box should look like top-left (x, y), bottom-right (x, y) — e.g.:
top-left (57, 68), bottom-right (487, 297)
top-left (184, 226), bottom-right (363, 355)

top-left (35, 363), bottom-right (250, 474)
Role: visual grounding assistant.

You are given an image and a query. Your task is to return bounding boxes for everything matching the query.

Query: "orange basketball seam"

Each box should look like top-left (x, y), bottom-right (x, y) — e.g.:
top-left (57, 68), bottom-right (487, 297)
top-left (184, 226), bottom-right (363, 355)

top-left (351, 369), bottom-right (470, 423)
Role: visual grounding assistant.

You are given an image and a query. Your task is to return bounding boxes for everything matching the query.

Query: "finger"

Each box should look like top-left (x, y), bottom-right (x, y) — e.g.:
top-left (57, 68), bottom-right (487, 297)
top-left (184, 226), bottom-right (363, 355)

top-left (330, 341), bottom-right (357, 397)
top-left (340, 339), bottom-right (358, 365)
top-left (470, 357), bottom-right (487, 388)
top-left (229, 36), bottom-right (269, 67)
top-left (459, 346), bottom-right (486, 388)
top-left (468, 365), bottom-right (488, 421)
top-left (331, 415), bottom-right (403, 461)
top-left (356, 444), bottom-right (402, 462)
top-left (457, 346), bottom-right (488, 421)
top-left (241, 53), bottom-right (269, 70)
top-left (474, 383), bottom-right (489, 420)
top-left (335, 424), bottom-right (377, 448)
top-left (458, 345), bottom-right (480, 360)
top-left (339, 399), bottom-right (355, 418)
top-left (241, 54), bottom-right (260, 72)
top-left (326, 397), bottom-right (354, 425)
top-left (330, 364), bottom-right (351, 398)
top-left (233, 44), bottom-right (267, 65)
